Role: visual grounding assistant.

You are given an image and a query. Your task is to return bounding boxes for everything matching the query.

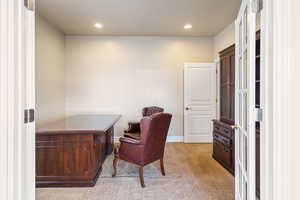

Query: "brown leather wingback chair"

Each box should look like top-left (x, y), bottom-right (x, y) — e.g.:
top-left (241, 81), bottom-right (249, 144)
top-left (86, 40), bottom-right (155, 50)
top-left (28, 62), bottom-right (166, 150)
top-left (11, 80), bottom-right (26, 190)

top-left (113, 112), bottom-right (172, 188)
top-left (124, 106), bottom-right (164, 140)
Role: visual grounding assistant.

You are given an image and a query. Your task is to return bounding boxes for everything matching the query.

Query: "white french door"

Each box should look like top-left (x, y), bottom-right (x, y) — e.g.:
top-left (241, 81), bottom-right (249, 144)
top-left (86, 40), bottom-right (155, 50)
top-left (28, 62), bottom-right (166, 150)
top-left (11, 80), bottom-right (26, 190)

top-left (184, 63), bottom-right (216, 143)
top-left (235, 0), bottom-right (257, 200)
top-left (0, 0), bottom-right (35, 200)
top-left (24, 1), bottom-right (36, 200)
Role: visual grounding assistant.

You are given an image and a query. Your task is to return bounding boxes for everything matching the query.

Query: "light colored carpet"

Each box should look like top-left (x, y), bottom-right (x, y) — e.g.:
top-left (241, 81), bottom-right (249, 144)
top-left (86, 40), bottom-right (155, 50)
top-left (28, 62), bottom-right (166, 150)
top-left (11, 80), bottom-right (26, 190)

top-left (36, 144), bottom-right (234, 200)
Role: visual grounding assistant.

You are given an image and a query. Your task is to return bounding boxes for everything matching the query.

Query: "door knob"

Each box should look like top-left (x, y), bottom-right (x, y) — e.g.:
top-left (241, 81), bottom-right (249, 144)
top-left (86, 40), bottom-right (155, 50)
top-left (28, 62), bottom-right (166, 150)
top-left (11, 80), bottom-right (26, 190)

top-left (185, 107), bottom-right (191, 111)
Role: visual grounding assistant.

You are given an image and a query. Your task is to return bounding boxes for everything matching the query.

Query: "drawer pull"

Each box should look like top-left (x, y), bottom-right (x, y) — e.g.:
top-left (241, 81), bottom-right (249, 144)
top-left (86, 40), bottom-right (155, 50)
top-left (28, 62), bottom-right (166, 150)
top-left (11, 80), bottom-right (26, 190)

top-left (223, 140), bottom-right (229, 144)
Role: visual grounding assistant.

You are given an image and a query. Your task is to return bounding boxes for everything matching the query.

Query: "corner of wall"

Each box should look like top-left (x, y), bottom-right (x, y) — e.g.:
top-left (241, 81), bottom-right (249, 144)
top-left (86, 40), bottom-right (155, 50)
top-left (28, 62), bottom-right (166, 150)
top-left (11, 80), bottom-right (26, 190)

top-left (36, 14), bottom-right (66, 126)
top-left (213, 22), bottom-right (236, 60)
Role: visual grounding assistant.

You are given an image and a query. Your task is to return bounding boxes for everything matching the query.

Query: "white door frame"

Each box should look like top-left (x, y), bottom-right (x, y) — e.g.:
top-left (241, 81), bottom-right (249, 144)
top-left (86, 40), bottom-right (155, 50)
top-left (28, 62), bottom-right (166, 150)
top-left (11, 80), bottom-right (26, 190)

top-left (260, 0), bottom-right (292, 199)
top-left (0, 0), bottom-right (35, 200)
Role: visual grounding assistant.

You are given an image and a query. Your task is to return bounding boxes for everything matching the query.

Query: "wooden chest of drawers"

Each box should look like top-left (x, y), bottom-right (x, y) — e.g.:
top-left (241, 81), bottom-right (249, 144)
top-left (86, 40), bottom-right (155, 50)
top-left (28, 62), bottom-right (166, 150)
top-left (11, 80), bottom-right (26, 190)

top-left (212, 120), bottom-right (235, 175)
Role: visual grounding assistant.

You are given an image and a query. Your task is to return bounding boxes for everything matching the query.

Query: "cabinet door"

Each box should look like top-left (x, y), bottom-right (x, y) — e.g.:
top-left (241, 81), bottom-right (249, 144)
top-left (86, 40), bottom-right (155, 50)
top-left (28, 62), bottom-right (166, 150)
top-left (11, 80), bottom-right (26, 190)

top-left (220, 86), bottom-right (229, 120)
top-left (36, 135), bottom-right (63, 178)
top-left (230, 85), bottom-right (235, 121)
top-left (62, 136), bottom-right (93, 179)
top-left (221, 57), bottom-right (230, 85)
top-left (229, 53), bottom-right (236, 121)
top-left (213, 140), bottom-right (232, 167)
top-left (36, 135), bottom-right (94, 181)
top-left (94, 135), bottom-right (106, 168)
top-left (220, 50), bottom-right (235, 124)
top-left (230, 54), bottom-right (235, 85)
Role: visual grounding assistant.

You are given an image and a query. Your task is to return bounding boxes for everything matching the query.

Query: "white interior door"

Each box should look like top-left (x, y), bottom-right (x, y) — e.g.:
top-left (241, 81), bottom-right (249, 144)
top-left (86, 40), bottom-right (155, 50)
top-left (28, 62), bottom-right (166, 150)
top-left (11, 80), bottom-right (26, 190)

top-left (235, 0), bottom-right (257, 199)
top-left (184, 63), bottom-right (216, 143)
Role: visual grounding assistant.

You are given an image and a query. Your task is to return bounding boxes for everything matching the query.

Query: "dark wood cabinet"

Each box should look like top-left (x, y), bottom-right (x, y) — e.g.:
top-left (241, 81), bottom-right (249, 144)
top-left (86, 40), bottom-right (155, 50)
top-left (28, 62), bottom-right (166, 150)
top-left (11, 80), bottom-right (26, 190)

top-left (213, 45), bottom-right (235, 175)
top-left (212, 120), bottom-right (235, 174)
top-left (219, 45), bottom-right (235, 125)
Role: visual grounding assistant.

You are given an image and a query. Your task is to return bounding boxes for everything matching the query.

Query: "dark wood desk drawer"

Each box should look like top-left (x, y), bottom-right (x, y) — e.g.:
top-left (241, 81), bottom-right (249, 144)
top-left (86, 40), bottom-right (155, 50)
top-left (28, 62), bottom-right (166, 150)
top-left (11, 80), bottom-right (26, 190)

top-left (213, 122), bottom-right (222, 132)
top-left (213, 121), bottom-right (233, 138)
top-left (222, 126), bottom-right (233, 138)
top-left (213, 140), bottom-right (232, 167)
top-left (213, 132), bottom-right (231, 148)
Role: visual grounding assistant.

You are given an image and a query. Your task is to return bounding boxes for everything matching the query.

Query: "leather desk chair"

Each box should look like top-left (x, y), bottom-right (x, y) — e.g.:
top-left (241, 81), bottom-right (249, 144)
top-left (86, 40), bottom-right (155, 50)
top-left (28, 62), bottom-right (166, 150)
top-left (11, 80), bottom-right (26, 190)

top-left (113, 113), bottom-right (172, 187)
top-left (124, 106), bottom-right (164, 140)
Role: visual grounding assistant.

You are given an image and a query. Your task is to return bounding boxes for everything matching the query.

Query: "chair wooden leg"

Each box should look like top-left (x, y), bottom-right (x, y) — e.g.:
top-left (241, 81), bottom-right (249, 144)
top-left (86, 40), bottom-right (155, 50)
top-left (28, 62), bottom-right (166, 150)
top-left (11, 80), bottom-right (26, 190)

top-left (139, 166), bottom-right (145, 188)
top-left (112, 156), bottom-right (118, 177)
top-left (160, 158), bottom-right (166, 176)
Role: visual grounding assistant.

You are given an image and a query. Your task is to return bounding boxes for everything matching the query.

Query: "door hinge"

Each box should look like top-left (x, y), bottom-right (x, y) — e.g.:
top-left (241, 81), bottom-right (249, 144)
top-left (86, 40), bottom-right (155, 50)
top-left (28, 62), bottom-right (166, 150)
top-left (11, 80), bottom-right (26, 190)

top-left (252, 0), bottom-right (263, 13)
top-left (24, 0), bottom-right (34, 11)
top-left (24, 109), bottom-right (35, 124)
top-left (255, 108), bottom-right (263, 122)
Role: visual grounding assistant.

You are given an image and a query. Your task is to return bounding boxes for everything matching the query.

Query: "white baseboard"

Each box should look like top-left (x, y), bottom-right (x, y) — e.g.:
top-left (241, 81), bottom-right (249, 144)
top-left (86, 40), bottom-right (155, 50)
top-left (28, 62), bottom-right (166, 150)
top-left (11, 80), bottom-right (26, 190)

top-left (114, 136), bottom-right (183, 143)
top-left (166, 136), bottom-right (184, 142)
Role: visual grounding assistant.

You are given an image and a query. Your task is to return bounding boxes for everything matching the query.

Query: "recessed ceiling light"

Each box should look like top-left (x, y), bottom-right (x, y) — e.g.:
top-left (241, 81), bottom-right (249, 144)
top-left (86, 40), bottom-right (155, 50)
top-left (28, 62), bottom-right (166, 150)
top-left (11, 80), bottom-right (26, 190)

top-left (94, 23), bottom-right (103, 29)
top-left (184, 24), bottom-right (192, 29)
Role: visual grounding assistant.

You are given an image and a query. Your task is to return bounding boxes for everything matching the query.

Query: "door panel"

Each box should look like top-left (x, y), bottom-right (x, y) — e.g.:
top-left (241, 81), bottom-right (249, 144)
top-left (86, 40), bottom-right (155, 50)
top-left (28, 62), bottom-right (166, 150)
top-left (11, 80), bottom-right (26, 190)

top-left (235, 0), bottom-right (257, 199)
top-left (220, 86), bottom-right (229, 118)
top-left (184, 63), bottom-right (216, 143)
top-left (221, 58), bottom-right (230, 85)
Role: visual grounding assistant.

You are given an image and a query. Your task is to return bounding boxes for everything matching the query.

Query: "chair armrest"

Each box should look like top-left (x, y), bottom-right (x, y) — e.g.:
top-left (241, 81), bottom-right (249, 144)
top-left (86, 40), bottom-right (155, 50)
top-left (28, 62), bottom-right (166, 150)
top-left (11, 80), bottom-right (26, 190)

top-left (124, 122), bottom-right (140, 133)
top-left (119, 137), bottom-right (140, 145)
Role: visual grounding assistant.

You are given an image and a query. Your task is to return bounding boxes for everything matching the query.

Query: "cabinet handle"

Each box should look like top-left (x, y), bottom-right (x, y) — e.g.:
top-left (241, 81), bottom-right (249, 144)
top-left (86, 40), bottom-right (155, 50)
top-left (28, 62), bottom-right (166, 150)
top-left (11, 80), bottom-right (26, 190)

top-left (231, 125), bottom-right (239, 130)
top-left (223, 139), bottom-right (229, 144)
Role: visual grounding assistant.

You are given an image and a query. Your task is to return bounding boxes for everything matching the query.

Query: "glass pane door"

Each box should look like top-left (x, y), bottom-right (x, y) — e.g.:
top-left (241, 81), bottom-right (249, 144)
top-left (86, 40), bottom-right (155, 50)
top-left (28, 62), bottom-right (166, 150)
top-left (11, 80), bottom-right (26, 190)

top-left (235, 0), bottom-right (257, 199)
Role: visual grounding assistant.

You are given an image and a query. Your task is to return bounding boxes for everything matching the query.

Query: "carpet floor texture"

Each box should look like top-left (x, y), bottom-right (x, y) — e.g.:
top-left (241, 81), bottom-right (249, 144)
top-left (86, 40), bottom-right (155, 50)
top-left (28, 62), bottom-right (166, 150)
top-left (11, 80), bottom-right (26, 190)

top-left (36, 143), bottom-right (234, 200)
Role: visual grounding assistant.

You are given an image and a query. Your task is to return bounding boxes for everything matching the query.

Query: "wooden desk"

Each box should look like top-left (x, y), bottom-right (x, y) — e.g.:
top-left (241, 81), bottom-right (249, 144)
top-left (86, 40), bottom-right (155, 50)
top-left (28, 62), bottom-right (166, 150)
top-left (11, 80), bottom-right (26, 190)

top-left (36, 115), bottom-right (121, 187)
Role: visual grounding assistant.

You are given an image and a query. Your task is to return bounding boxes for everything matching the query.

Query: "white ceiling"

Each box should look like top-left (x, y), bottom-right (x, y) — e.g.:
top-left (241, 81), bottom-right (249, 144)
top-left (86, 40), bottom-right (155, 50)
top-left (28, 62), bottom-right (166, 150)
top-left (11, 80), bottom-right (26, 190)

top-left (37, 0), bottom-right (241, 36)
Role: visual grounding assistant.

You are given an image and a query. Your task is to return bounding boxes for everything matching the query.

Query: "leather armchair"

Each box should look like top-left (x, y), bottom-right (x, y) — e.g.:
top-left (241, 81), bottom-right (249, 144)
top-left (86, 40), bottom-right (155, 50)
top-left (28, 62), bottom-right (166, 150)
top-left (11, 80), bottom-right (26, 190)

top-left (113, 113), bottom-right (172, 187)
top-left (124, 106), bottom-right (164, 140)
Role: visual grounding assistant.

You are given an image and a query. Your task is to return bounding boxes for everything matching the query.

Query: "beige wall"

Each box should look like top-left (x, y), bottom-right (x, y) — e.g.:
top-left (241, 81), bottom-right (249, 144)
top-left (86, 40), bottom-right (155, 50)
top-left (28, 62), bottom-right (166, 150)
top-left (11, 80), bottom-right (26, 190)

top-left (36, 15), bottom-right (65, 126)
top-left (65, 36), bottom-right (214, 137)
top-left (213, 22), bottom-right (235, 60)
